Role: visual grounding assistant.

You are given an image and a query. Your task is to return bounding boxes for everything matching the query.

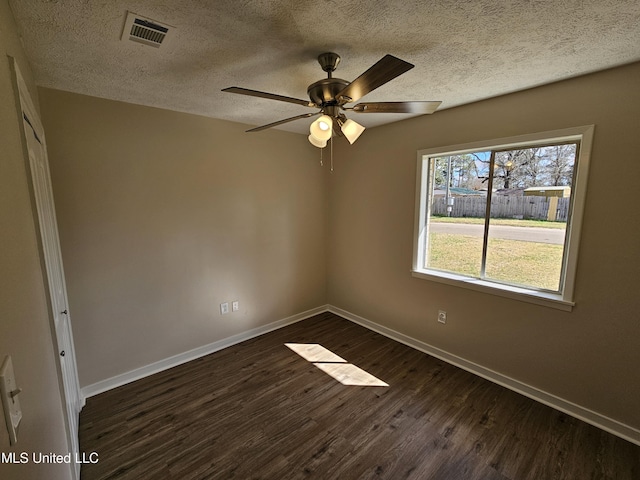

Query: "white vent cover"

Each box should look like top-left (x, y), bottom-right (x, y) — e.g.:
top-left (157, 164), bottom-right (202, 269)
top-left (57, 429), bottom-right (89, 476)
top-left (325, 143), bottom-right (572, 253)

top-left (121, 12), bottom-right (173, 48)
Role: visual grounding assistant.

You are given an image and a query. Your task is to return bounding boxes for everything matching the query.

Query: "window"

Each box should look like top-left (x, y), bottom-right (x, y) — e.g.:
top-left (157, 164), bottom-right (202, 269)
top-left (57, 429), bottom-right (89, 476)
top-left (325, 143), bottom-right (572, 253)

top-left (412, 126), bottom-right (594, 310)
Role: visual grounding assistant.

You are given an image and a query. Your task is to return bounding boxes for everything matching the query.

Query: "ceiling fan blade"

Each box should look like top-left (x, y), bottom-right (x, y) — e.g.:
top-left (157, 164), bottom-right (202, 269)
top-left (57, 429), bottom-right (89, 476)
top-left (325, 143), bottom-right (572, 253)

top-left (335, 54), bottom-right (414, 104)
top-left (222, 87), bottom-right (316, 108)
top-left (246, 112), bottom-right (320, 132)
top-left (351, 101), bottom-right (442, 114)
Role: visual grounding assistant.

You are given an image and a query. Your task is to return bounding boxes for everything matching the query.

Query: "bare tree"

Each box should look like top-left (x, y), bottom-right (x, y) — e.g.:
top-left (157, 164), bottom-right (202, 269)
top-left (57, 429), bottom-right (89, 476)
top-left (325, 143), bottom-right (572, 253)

top-left (542, 144), bottom-right (575, 186)
top-left (433, 143), bottom-right (576, 193)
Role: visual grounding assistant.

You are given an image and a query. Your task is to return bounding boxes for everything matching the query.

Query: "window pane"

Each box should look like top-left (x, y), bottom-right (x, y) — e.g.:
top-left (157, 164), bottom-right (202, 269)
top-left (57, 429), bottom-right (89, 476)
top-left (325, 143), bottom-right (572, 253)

top-left (484, 144), bottom-right (576, 291)
top-left (425, 152), bottom-right (491, 276)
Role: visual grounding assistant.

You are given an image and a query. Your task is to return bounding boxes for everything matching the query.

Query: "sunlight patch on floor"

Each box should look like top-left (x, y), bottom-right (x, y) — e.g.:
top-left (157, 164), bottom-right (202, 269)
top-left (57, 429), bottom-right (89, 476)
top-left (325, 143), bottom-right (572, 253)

top-left (285, 343), bottom-right (389, 387)
top-left (313, 362), bottom-right (389, 387)
top-left (284, 343), bottom-right (347, 363)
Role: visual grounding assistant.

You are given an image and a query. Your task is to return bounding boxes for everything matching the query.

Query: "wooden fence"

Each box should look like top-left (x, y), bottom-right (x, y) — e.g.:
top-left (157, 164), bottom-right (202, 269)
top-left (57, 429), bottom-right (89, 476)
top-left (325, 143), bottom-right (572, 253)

top-left (432, 195), bottom-right (569, 221)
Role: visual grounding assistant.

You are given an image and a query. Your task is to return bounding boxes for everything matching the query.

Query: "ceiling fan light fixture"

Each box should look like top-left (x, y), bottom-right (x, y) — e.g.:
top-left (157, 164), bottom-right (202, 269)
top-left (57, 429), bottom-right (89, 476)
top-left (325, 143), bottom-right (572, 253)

top-left (340, 118), bottom-right (365, 144)
top-left (308, 134), bottom-right (327, 148)
top-left (310, 115), bottom-right (333, 141)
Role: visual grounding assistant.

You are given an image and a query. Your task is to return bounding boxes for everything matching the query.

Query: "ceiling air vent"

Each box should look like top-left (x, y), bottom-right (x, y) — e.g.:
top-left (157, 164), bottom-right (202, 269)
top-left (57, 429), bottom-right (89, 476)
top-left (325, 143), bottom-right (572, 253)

top-left (121, 12), bottom-right (173, 48)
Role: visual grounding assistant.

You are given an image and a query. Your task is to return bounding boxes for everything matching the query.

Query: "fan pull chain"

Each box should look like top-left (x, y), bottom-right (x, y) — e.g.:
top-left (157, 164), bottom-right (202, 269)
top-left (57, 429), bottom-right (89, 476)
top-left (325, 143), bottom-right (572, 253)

top-left (330, 136), bottom-right (334, 173)
top-left (320, 145), bottom-right (323, 166)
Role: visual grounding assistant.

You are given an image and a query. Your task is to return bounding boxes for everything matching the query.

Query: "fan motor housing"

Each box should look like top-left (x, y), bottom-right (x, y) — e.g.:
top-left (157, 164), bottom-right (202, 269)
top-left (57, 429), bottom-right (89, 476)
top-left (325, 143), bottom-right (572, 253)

top-left (307, 78), bottom-right (349, 106)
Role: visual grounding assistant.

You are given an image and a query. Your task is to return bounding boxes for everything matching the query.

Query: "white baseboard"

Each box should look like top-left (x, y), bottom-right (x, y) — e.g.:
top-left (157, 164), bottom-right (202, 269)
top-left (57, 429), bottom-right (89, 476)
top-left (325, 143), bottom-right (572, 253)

top-left (81, 302), bottom-right (639, 446)
top-left (80, 305), bottom-right (329, 400)
top-left (327, 305), bottom-right (640, 446)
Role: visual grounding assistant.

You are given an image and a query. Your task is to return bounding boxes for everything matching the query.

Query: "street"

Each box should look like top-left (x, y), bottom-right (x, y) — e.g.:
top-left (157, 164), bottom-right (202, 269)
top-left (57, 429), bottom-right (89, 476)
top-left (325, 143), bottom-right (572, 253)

top-left (429, 222), bottom-right (566, 244)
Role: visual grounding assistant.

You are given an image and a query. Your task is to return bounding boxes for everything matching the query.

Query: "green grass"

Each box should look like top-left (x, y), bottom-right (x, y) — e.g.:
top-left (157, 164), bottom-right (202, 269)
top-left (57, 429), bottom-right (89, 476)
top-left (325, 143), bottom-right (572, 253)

top-left (427, 234), bottom-right (483, 277)
top-left (431, 216), bottom-right (566, 229)
top-left (427, 233), bottom-right (563, 291)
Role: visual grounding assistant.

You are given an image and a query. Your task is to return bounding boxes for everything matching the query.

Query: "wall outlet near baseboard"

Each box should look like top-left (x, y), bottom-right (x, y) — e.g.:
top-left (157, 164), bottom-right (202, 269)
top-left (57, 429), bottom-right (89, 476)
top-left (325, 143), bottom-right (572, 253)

top-left (438, 310), bottom-right (447, 324)
top-left (220, 302), bottom-right (229, 315)
top-left (232, 301), bottom-right (239, 312)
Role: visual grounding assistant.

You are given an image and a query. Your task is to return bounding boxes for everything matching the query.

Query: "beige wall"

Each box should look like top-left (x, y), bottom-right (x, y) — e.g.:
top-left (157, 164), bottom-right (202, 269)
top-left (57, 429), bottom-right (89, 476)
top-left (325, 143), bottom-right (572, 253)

top-left (29, 50), bottom-right (639, 442)
top-left (327, 62), bottom-right (640, 430)
top-left (38, 89), bottom-right (327, 387)
top-left (0, 1), bottom-right (73, 479)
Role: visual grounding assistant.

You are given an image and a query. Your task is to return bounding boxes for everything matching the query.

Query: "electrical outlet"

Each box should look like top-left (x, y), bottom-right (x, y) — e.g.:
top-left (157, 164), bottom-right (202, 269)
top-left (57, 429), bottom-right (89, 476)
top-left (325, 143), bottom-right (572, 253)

top-left (437, 310), bottom-right (447, 324)
top-left (232, 301), bottom-right (239, 312)
top-left (220, 302), bottom-right (229, 315)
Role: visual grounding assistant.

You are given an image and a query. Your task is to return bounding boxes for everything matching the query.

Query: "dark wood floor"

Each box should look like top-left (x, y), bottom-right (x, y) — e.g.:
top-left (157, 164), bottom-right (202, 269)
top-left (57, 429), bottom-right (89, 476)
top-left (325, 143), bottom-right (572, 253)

top-left (79, 312), bottom-right (639, 479)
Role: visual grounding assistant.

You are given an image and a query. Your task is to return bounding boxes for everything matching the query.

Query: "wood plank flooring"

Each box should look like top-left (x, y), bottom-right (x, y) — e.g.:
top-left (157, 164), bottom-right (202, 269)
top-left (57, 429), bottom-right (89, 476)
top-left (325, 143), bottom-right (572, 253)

top-left (79, 312), bottom-right (640, 479)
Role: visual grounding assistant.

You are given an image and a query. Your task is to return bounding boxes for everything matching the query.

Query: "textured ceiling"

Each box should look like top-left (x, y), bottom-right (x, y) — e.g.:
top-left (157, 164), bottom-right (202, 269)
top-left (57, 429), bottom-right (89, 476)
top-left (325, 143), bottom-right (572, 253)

top-left (8, 0), bottom-right (640, 134)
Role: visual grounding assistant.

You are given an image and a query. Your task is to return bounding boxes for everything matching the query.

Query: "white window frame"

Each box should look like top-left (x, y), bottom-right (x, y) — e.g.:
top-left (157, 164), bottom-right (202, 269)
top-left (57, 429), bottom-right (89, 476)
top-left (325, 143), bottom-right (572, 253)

top-left (412, 126), bottom-right (594, 311)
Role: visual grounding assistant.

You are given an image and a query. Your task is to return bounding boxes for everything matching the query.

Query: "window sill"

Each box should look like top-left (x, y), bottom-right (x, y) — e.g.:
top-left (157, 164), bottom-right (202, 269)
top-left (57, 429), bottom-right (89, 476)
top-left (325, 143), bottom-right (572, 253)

top-left (411, 269), bottom-right (574, 311)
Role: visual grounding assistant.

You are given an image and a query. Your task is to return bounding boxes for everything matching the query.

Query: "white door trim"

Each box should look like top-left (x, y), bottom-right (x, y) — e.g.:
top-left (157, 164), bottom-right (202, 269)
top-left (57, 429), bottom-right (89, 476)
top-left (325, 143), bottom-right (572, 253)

top-left (12, 58), bottom-right (82, 480)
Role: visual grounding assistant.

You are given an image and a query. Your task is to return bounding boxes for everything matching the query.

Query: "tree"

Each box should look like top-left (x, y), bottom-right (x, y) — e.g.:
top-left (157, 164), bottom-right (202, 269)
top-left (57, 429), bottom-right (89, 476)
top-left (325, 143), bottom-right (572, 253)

top-left (494, 148), bottom-right (541, 189)
top-left (541, 144), bottom-right (575, 186)
top-left (432, 143), bottom-right (576, 193)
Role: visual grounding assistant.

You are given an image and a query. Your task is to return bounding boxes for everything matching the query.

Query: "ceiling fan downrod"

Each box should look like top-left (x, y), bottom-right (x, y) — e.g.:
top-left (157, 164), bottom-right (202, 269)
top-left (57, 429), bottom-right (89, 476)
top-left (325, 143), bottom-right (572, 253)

top-left (317, 52), bottom-right (341, 78)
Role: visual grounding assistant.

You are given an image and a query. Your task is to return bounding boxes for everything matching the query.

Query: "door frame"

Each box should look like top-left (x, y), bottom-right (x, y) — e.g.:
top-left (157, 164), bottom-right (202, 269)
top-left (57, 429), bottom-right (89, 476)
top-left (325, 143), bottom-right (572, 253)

top-left (11, 58), bottom-right (82, 479)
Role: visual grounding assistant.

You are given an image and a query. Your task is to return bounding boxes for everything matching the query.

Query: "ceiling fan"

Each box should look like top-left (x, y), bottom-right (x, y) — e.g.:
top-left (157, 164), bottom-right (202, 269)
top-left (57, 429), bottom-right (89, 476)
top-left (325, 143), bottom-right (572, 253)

top-left (222, 52), bottom-right (441, 147)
